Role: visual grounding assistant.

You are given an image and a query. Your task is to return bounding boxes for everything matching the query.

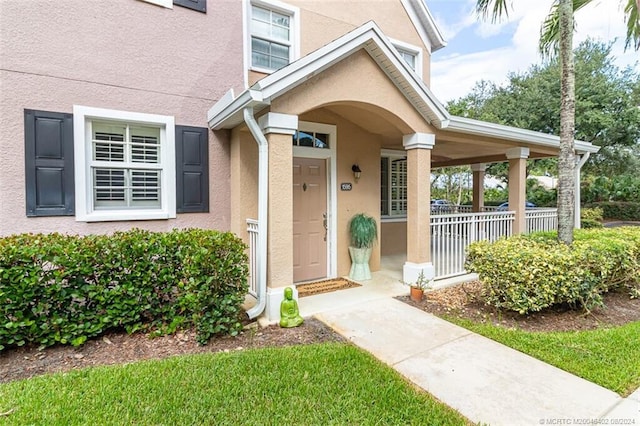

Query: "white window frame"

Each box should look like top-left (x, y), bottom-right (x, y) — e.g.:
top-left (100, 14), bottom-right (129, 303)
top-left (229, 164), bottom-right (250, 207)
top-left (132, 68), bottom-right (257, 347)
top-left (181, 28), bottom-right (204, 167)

top-left (390, 38), bottom-right (423, 79)
top-left (73, 105), bottom-right (176, 222)
top-left (138, 0), bottom-right (173, 9)
top-left (243, 0), bottom-right (300, 79)
top-left (381, 149), bottom-right (408, 222)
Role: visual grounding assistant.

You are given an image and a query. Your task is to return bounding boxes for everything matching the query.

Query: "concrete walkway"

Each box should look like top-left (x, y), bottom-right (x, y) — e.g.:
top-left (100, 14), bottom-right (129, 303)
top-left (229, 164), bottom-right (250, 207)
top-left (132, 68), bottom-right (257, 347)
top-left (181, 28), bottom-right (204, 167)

top-left (299, 271), bottom-right (640, 426)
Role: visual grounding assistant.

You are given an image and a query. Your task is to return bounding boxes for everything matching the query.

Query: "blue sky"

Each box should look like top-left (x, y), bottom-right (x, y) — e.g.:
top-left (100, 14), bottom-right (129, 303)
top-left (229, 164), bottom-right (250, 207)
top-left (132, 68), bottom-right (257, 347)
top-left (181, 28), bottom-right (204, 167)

top-left (425, 0), bottom-right (639, 103)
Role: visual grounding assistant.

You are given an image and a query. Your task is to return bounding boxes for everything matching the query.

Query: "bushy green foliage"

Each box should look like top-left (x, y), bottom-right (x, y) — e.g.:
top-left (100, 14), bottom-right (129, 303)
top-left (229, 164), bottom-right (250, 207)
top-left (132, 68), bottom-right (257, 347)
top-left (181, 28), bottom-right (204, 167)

top-left (581, 207), bottom-right (603, 228)
top-left (466, 227), bottom-right (640, 314)
top-left (582, 174), bottom-right (640, 204)
top-left (0, 229), bottom-right (248, 350)
top-left (587, 201), bottom-right (640, 221)
top-left (348, 213), bottom-right (378, 248)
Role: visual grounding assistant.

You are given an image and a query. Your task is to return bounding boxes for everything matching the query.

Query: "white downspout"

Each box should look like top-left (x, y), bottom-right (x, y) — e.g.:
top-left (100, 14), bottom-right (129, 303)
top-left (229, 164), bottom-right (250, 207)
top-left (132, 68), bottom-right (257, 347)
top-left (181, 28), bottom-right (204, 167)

top-left (244, 107), bottom-right (268, 319)
top-left (574, 152), bottom-right (590, 229)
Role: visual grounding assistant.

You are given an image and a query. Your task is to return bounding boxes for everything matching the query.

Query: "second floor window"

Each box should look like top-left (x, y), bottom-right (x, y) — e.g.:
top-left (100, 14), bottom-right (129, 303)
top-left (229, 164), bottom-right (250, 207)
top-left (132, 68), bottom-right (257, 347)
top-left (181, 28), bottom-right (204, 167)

top-left (251, 5), bottom-right (292, 71)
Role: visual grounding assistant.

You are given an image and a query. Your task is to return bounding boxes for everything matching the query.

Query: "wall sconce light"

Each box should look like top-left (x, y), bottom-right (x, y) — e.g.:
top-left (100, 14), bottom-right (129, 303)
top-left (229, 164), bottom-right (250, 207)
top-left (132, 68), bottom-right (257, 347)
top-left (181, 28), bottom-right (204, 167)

top-left (352, 164), bottom-right (362, 182)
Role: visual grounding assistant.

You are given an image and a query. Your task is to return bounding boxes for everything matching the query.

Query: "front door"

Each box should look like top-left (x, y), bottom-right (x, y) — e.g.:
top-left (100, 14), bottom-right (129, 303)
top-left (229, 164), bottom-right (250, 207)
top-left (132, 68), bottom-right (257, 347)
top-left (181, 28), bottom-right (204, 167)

top-left (293, 157), bottom-right (328, 282)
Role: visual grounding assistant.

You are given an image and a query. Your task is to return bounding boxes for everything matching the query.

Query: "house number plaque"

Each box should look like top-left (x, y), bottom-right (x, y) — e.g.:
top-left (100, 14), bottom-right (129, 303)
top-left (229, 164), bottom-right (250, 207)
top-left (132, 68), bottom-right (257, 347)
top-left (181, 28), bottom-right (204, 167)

top-left (340, 183), bottom-right (352, 191)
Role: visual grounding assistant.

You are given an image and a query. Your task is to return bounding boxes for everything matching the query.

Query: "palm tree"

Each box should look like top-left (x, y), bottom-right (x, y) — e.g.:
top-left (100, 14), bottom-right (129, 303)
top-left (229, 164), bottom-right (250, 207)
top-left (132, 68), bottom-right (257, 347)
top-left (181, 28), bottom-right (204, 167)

top-left (475, 0), bottom-right (640, 245)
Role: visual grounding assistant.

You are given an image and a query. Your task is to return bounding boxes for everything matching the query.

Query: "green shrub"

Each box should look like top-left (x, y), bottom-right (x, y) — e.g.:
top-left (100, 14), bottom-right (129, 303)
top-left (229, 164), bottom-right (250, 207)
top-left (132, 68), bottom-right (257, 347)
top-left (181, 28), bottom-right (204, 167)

top-left (581, 207), bottom-right (603, 228)
top-left (466, 227), bottom-right (640, 314)
top-left (587, 201), bottom-right (640, 221)
top-left (0, 229), bottom-right (248, 350)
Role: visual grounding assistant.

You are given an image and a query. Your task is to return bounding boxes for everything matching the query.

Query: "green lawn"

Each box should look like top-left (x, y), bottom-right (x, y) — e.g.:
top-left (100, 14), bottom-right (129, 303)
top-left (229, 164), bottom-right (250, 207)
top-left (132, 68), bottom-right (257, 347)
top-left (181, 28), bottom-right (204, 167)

top-left (0, 343), bottom-right (468, 425)
top-left (444, 316), bottom-right (640, 396)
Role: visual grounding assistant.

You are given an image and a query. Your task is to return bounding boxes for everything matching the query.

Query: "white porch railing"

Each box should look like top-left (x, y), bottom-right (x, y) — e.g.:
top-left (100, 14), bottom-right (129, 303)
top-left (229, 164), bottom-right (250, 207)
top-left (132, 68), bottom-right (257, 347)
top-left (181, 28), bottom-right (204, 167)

top-left (525, 208), bottom-right (558, 233)
top-left (431, 211), bottom-right (515, 280)
top-left (246, 219), bottom-right (259, 297)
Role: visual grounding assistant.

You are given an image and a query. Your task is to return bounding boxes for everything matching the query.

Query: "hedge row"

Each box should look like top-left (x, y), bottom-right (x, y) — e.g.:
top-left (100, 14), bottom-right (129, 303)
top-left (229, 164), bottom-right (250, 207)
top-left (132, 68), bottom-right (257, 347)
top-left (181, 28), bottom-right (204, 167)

top-left (466, 227), bottom-right (640, 314)
top-left (0, 229), bottom-right (248, 350)
top-left (586, 201), bottom-right (640, 221)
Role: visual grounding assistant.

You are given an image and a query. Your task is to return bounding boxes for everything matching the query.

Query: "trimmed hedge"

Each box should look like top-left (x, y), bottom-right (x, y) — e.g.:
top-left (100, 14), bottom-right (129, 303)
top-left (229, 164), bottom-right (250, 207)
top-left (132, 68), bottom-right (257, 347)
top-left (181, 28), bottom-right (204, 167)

top-left (466, 227), bottom-right (640, 314)
top-left (581, 207), bottom-right (603, 229)
top-left (0, 229), bottom-right (248, 351)
top-left (587, 201), bottom-right (640, 221)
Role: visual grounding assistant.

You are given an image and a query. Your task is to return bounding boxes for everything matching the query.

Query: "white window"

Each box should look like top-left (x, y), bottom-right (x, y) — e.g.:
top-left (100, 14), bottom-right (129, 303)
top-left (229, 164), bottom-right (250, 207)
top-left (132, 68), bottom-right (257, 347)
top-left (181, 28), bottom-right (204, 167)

top-left (390, 39), bottom-right (423, 79)
top-left (73, 106), bottom-right (176, 222)
top-left (247, 0), bottom-right (299, 73)
top-left (381, 151), bottom-right (407, 217)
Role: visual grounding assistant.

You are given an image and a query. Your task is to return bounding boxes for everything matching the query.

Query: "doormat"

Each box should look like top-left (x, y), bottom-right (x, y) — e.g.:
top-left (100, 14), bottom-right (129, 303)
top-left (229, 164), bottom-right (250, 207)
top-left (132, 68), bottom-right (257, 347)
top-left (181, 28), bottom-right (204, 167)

top-left (296, 278), bottom-right (361, 298)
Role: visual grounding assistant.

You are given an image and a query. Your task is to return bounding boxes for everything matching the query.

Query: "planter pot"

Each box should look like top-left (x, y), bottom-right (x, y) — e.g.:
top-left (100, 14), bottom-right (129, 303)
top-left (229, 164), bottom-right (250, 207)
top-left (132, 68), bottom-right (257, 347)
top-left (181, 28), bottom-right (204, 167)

top-left (348, 246), bottom-right (372, 281)
top-left (410, 286), bottom-right (424, 302)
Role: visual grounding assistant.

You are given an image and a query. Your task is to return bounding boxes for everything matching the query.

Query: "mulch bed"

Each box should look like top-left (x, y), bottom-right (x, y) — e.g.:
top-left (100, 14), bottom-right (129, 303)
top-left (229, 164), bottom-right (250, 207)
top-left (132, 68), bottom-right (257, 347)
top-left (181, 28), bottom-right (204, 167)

top-left (400, 280), bottom-right (640, 332)
top-left (296, 277), bottom-right (361, 297)
top-left (0, 318), bottom-right (344, 384)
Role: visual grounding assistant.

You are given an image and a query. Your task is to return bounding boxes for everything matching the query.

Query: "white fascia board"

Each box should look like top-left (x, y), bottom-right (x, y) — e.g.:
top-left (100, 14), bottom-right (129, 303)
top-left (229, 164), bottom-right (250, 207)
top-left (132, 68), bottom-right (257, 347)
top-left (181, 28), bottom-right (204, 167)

top-left (210, 21), bottom-right (451, 130)
top-left (256, 21), bottom-right (450, 126)
top-left (447, 116), bottom-right (599, 153)
top-left (400, 0), bottom-right (447, 53)
top-left (208, 89), bottom-right (265, 129)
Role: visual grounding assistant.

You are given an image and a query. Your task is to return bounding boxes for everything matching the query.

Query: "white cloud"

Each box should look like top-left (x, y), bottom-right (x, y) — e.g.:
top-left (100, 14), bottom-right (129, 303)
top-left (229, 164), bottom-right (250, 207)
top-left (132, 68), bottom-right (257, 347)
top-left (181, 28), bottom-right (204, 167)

top-left (430, 0), bottom-right (639, 104)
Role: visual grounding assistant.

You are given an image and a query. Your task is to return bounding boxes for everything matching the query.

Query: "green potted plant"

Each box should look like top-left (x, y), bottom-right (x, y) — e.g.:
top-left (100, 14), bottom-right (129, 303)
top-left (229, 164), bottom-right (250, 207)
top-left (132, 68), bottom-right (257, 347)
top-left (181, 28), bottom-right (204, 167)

top-left (348, 213), bottom-right (377, 280)
top-left (404, 270), bottom-right (432, 302)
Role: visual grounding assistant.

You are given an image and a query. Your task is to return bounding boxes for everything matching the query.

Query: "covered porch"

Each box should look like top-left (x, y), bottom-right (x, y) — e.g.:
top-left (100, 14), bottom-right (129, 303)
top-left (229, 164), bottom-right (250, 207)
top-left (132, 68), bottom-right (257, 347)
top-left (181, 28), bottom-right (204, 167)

top-left (208, 21), bottom-right (598, 322)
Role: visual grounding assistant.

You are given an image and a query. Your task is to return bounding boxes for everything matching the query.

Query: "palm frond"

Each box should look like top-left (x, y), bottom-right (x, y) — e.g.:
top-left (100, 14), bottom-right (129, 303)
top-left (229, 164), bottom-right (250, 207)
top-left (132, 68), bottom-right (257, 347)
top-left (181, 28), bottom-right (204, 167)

top-left (623, 0), bottom-right (640, 51)
top-left (541, 0), bottom-right (640, 57)
top-left (475, 0), bottom-right (511, 23)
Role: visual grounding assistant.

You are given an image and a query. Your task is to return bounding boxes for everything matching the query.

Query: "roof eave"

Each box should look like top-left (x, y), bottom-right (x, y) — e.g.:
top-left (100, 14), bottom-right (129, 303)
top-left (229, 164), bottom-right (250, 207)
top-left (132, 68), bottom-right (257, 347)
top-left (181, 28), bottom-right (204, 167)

top-left (208, 21), bottom-right (451, 130)
top-left (401, 0), bottom-right (447, 52)
top-left (207, 89), bottom-right (267, 130)
top-left (447, 116), bottom-right (600, 153)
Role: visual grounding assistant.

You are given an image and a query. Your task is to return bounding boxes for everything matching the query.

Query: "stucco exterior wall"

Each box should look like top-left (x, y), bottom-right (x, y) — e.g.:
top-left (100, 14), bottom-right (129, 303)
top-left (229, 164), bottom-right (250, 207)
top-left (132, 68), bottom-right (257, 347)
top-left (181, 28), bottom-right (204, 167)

top-left (381, 221), bottom-right (407, 256)
top-left (249, 0), bottom-right (432, 86)
top-left (229, 128), bottom-right (259, 244)
top-left (0, 0), bottom-right (244, 236)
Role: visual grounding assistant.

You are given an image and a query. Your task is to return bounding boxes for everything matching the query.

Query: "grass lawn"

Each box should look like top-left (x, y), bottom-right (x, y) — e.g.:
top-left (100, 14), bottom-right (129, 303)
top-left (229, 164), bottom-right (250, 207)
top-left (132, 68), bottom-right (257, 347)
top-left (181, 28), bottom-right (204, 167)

top-left (0, 342), bottom-right (468, 425)
top-left (444, 316), bottom-right (640, 396)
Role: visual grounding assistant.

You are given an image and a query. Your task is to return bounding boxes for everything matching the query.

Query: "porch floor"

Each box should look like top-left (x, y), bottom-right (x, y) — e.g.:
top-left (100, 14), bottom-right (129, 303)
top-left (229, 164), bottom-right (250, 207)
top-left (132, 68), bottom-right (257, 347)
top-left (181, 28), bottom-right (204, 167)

top-left (297, 257), bottom-right (476, 319)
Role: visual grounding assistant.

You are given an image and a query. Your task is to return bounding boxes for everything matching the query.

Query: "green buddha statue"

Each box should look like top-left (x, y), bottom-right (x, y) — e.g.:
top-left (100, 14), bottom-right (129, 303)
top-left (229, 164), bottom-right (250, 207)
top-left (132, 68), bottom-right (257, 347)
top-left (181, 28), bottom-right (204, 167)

top-left (279, 287), bottom-right (304, 328)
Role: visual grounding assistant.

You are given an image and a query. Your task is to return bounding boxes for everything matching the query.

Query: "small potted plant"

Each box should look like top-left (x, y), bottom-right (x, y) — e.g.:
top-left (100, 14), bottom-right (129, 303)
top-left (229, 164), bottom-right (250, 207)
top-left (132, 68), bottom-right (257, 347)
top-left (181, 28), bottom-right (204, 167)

top-left (405, 270), bottom-right (432, 302)
top-left (348, 213), bottom-right (377, 281)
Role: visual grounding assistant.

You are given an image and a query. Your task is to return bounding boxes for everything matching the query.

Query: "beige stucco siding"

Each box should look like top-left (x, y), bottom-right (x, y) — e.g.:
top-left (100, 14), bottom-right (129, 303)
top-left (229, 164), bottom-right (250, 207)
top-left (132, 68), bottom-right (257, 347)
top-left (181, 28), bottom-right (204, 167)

top-left (381, 221), bottom-right (407, 256)
top-left (0, 0), bottom-right (243, 236)
top-left (250, 0), bottom-right (432, 86)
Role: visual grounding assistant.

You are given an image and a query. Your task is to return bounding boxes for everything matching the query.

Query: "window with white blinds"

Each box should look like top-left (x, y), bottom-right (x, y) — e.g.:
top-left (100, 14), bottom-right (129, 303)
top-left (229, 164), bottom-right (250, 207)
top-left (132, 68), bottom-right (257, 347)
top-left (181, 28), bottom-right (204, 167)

top-left (90, 122), bottom-right (162, 209)
top-left (381, 155), bottom-right (407, 217)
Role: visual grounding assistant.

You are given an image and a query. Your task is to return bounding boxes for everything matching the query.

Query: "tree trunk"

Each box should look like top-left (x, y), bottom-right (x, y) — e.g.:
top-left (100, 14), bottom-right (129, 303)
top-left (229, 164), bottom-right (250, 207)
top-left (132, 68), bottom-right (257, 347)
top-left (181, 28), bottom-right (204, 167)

top-left (557, 0), bottom-right (576, 245)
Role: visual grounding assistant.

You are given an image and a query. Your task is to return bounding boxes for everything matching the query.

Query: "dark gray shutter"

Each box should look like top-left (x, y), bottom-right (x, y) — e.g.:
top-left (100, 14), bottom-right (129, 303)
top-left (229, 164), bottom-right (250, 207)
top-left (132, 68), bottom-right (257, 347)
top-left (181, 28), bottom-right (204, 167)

top-left (173, 0), bottom-right (206, 13)
top-left (176, 125), bottom-right (209, 213)
top-left (24, 109), bottom-right (75, 217)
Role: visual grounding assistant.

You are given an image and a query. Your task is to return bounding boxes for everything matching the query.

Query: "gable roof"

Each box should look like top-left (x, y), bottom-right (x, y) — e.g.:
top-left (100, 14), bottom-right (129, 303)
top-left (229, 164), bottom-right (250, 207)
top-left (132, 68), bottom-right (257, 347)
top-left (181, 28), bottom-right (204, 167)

top-left (400, 0), bottom-right (447, 53)
top-left (208, 21), bottom-right (450, 130)
top-left (207, 21), bottom-right (598, 155)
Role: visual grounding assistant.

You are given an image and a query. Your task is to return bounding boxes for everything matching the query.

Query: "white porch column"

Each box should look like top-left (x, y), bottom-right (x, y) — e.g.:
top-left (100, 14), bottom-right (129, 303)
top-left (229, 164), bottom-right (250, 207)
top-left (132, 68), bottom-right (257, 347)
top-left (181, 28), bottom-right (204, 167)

top-left (258, 112), bottom-right (299, 322)
top-left (471, 163), bottom-right (486, 212)
top-left (506, 147), bottom-right (529, 234)
top-left (574, 153), bottom-right (590, 229)
top-left (402, 133), bottom-right (435, 284)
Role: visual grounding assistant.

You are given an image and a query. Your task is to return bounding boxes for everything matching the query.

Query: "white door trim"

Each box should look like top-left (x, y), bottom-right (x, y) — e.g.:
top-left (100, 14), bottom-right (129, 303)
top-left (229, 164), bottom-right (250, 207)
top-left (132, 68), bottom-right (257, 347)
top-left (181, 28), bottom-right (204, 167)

top-left (293, 121), bottom-right (337, 279)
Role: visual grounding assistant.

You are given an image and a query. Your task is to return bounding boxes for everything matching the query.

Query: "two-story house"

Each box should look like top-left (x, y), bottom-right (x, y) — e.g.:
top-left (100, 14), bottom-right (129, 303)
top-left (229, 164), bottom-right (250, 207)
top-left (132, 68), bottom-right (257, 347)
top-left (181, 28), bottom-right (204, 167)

top-left (0, 0), bottom-right (597, 321)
